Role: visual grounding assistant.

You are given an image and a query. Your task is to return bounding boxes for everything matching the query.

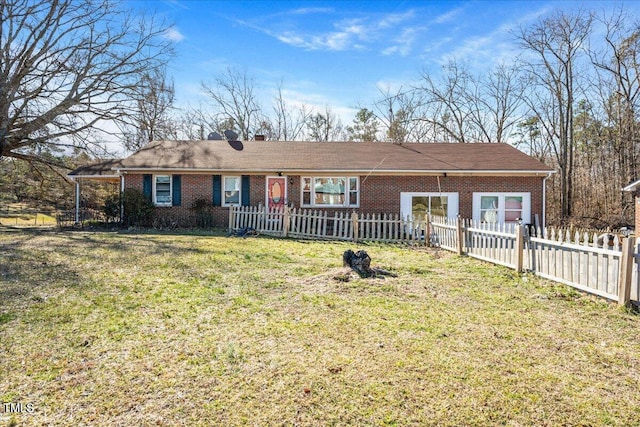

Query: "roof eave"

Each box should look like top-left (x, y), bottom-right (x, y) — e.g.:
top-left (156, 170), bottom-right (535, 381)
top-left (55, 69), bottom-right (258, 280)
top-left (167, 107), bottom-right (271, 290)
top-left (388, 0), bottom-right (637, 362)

top-left (115, 167), bottom-right (555, 176)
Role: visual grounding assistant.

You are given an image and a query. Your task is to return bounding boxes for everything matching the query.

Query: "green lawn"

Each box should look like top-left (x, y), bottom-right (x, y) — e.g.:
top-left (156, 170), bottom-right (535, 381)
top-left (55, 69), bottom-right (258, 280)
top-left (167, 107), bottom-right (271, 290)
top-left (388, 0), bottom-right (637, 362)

top-left (1, 229), bottom-right (639, 426)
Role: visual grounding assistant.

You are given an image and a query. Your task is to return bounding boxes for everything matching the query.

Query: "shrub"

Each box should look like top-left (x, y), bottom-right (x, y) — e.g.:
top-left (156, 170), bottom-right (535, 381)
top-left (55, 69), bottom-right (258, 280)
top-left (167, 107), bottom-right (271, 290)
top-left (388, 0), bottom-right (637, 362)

top-left (121, 189), bottom-right (155, 227)
top-left (191, 197), bottom-right (213, 228)
top-left (103, 193), bottom-right (121, 223)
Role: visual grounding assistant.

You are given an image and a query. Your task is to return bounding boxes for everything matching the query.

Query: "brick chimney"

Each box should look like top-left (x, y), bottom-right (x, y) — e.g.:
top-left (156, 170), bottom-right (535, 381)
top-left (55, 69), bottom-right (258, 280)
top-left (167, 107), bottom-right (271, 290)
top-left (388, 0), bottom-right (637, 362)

top-left (254, 134), bottom-right (265, 141)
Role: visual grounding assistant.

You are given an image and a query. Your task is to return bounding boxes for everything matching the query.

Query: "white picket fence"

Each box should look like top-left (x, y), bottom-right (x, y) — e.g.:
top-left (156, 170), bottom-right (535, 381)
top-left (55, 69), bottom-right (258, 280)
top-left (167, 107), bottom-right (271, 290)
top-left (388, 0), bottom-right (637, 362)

top-left (430, 216), bottom-right (637, 305)
top-left (229, 206), bottom-right (427, 243)
top-left (229, 206), bottom-right (638, 305)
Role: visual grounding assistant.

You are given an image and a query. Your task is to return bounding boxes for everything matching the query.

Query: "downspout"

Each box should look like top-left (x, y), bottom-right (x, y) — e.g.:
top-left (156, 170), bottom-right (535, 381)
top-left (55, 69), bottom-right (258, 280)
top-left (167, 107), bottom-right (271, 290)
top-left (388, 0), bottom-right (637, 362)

top-left (542, 172), bottom-right (553, 231)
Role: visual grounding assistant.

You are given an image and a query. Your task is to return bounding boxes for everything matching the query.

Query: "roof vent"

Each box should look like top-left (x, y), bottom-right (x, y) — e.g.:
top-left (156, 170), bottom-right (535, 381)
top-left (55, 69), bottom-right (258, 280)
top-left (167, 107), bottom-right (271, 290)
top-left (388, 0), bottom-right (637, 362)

top-left (255, 134), bottom-right (265, 141)
top-left (207, 132), bottom-right (223, 140)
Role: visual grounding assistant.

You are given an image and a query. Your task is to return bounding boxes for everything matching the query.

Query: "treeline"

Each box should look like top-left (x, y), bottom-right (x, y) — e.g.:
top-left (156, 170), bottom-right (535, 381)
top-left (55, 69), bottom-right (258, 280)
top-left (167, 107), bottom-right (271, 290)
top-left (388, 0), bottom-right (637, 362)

top-left (0, 152), bottom-right (115, 210)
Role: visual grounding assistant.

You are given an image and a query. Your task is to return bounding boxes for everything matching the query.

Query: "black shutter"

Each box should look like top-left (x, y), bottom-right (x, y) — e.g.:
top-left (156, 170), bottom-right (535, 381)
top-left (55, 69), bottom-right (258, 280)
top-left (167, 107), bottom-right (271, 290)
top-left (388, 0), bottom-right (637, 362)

top-left (212, 175), bottom-right (221, 206)
top-left (241, 175), bottom-right (250, 206)
top-left (142, 174), bottom-right (152, 201)
top-left (172, 175), bottom-right (181, 206)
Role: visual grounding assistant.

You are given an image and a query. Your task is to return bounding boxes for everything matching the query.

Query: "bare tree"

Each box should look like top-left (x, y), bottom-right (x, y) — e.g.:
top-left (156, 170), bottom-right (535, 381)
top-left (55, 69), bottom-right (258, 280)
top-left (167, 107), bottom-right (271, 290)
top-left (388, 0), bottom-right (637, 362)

top-left (271, 81), bottom-right (310, 141)
top-left (121, 65), bottom-right (176, 151)
top-left (200, 67), bottom-right (265, 140)
top-left (417, 61), bottom-right (473, 143)
top-left (590, 8), bottom-right (640, 216)
top-left (171, 107), bottom-right (209, 140)
top-left (514, 116), bottom-right (553, 160)
top-left (413, 60), bottom-right (525, 143)
top-left (304, 106), bottom-right (344, 142)
top-left (373, 86), bottom-right (429, 142)
top-left (0, 0), bottom-right (173, 164)
top-left (516, 9), bottom-right (593, 219)
top-left (468, 63), bottom-right (525, 143)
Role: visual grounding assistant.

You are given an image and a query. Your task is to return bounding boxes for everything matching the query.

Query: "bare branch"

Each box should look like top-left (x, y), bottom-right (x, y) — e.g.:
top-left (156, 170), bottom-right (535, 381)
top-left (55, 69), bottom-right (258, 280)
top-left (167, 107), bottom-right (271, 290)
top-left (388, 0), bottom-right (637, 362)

top-left (0, 0), bottom-right (175, 163)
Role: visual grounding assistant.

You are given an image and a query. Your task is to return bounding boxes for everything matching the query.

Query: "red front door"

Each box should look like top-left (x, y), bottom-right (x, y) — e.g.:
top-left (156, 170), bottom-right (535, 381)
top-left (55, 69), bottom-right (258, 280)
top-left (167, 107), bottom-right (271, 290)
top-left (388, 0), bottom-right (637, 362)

top-left (266, 177), bottom-right (287, 210)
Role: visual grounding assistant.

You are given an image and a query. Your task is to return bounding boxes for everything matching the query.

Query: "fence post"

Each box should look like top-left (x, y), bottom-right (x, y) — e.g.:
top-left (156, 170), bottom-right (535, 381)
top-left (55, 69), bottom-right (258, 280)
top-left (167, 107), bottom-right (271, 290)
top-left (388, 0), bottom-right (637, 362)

top-left (456, 216), bottom-right (464, 255)
top-left (283, 207), bottom-right (290, 238)
top-left (228, 206), bottom-right (235, 231)
top-left (425, 214), bottom-right (430, 247)
top-left (515, 223), bottom-right (524, 273)
top-left (618, 236), bottom-right (635, 307)
top-left (352, 212), bottom-right (359, 243)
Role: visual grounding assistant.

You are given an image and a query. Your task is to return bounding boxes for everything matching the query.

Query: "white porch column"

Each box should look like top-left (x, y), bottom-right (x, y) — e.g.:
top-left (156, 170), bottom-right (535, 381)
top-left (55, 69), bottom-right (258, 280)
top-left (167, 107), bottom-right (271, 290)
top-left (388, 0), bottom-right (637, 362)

top-left (74, 179), bottom-right (80, 223)
top-left (120, 175), bottom-right (125, 221)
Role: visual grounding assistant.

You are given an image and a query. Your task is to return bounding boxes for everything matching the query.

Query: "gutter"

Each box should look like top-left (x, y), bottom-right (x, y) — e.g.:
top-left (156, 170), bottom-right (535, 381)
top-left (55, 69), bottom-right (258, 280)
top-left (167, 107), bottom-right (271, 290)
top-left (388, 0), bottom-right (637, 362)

top-left (113, 167), bottom-right (555, 176)
top-left (542, 171), bottom-right (555, 230)
top-left (66, 174), bottom-right (121, 180)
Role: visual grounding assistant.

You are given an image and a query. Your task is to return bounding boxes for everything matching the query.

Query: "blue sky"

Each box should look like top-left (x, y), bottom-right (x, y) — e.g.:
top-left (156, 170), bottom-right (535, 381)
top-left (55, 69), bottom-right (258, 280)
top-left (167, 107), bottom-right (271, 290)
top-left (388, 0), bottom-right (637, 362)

top-left (134, 0), bottom-right (640, 123)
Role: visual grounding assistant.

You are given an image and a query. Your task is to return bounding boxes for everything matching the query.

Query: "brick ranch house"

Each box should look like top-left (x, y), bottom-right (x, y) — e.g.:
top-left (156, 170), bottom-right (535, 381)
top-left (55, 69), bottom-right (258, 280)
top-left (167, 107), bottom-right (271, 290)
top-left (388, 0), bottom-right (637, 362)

top-left (69, 140), bottom-right (555, 228)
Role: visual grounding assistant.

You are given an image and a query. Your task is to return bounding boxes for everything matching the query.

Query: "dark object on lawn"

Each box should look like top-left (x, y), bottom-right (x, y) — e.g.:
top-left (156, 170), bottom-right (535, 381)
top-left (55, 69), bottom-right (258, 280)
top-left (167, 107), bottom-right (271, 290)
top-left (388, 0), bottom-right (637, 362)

top-left (342, 249), bottom-right (398, 279)
top-left (228, 227), bottom-right (259, 238)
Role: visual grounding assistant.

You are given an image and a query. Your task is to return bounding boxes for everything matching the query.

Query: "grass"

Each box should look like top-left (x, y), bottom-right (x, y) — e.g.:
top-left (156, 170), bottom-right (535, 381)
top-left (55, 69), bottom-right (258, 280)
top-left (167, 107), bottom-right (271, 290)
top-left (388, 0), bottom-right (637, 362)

top-left (1, 228), bottom-right (639, 426)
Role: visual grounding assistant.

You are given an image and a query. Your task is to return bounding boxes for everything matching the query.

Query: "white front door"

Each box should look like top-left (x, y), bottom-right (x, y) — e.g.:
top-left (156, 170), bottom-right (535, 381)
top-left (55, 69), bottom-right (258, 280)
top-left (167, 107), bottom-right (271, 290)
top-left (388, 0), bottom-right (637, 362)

top-left (400, 192), bottom-right (459, 220)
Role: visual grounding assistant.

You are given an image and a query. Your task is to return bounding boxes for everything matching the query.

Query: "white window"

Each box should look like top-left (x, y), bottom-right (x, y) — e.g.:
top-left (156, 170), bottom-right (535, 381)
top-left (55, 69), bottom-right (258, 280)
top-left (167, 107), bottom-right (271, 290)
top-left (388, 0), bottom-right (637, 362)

top-left (472, 193), bottom-right (531, 224)
top-left (153, 175), bottom-right (172, 206)
top-left (301, 176), bottom-right (359, 207)
top-left (400, 192), bottom-right (459, 220)
top-left (223, 176), bottom-right (241, 206)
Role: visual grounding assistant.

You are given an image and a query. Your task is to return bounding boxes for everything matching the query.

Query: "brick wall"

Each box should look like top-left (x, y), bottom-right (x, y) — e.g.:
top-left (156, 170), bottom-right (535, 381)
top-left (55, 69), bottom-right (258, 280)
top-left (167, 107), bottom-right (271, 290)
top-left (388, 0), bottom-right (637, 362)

top-left (124, 174), bottom-right (265, 228)
top-left (286, 175), bottom-right (544, 222)
top-left (360, 175), bottom-right (545, 220)
top-left (124, 173), bottom-right (546, 228)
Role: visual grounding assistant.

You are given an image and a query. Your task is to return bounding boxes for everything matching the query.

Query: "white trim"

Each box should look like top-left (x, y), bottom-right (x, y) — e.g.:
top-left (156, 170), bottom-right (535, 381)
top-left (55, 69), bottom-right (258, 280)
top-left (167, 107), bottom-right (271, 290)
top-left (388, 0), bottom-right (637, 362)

top-left (153, 174), bottom-right (172, 207)
top-left (75, 181), bottom-right (80, 223)
top-left (120, 175), bottom-right (125, 221)
top-left (300, 176), bottom-right (360, 208)
top-left (400, 192), bottom-right (459, 220)
top-left (623, 178), bottom-right (640, 192)
top-left (67, 174), bottom-right (121, 180)
top-left (472, 192), bottom-right (531, 224)
top-left (542, 173), bottom-right (550, 229)
top-left (115, 168), bottom-right (554, 176)
top-left (222, 175), bottom-right (242, 207)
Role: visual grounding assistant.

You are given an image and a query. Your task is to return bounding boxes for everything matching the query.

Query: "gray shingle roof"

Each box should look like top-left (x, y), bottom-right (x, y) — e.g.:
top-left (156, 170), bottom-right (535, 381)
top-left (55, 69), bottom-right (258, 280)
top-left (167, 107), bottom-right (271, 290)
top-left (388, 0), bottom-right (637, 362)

top-left (68, 159), bottom-right (124, 177)
top-left (113, 140), bottom-right (553, 175)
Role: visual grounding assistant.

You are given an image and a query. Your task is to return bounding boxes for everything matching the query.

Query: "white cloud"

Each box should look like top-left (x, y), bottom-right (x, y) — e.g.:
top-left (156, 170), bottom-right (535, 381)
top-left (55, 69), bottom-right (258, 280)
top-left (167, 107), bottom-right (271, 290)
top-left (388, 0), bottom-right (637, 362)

top-left (162, 0), bottom-right (191, 11)
top-left (382, 27), bottom-right (421, 56)
top-left (433, 7), bottom-right (463, 24)
top-left (289, 7), bottom-right (334, 15)
top-left (423, 36), bottom-right (454, 54)
top-left (378, 10), bottom-right (416, 28)
top-left (275, 87), bottom-right (357, 125)
top-left (164, 26), bottom-right (185, 42)
top-left (264, 10), bottom-right (418, 52)
top-left (275, 21), bottom-right (369, 51)
top-left (436, 6), bottom-right (550, 68)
